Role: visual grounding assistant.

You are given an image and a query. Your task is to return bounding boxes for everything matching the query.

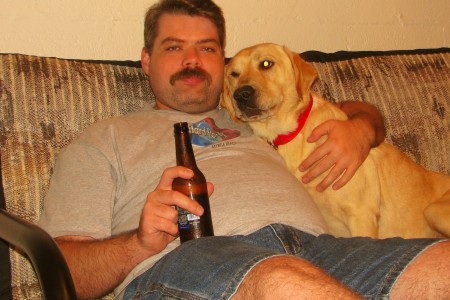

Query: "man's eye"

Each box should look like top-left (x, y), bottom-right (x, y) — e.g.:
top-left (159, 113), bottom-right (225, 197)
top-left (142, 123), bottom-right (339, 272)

top-left (260, 60), bottom-right (274, 69)
top-left (201, 47), bottom-right (216, 52)
top-left (167, 46), bottom-right (180, 51)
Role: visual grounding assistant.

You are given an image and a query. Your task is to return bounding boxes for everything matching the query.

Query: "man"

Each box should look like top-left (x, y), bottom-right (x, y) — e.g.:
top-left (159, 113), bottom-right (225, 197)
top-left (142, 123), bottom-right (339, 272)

top-left (38, 0), bottom-right (449, 299)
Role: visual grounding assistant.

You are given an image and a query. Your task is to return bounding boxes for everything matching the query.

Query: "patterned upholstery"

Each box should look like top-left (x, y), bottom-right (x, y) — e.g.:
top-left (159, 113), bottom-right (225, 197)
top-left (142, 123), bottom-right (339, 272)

top-left (307, 50), bottom-right (450, 175)
top-left (0, 49), bottom-right (449, 298)
top-left (0, 54), bottom-right (154, 299)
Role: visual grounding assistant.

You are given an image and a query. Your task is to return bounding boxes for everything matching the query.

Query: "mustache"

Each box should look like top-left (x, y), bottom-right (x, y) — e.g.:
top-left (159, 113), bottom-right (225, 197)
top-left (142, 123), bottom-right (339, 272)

top-left (170, 68), bottom-right (211, 85)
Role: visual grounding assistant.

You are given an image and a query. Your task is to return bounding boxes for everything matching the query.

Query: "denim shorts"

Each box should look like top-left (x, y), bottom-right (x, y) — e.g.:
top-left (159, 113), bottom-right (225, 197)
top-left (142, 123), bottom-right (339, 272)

top-left (123, 223), bottom-right (444, 299)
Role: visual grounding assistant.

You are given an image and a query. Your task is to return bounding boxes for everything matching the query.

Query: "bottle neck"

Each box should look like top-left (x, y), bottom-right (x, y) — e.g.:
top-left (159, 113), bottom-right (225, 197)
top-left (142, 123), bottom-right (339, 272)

top-left (174, 122), bottom-right (198, 169)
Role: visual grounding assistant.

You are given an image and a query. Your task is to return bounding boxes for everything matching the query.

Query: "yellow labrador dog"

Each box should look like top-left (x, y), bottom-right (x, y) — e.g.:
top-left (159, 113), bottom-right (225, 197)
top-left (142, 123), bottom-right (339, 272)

top-left (221, 43), bottom-right (450, 239)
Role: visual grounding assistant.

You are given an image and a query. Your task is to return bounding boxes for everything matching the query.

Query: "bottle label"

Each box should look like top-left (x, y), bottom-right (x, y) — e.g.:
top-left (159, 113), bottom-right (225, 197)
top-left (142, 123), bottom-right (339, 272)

top-left (177, 206), bottom-right (200, 229)
top-left (176, 192), bottom-right (213, 240)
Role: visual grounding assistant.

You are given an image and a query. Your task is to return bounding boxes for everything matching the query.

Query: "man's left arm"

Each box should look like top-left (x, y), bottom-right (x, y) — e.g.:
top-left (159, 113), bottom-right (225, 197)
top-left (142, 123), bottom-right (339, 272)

top-left (299, 101), bottom-right (386, 192)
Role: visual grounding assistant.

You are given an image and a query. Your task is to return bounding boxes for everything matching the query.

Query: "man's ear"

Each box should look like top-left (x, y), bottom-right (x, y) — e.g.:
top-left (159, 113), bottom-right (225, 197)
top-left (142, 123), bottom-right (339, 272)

top-left (141, 47), bottom-right (151, 76)
top-left (284, 46), bottom-right (318, 99)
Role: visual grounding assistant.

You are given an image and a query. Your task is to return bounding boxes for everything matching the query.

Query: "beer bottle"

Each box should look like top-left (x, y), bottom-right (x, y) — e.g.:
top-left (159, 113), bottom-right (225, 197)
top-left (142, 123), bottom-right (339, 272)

top-left (172, 122), bottom-right (214, 243)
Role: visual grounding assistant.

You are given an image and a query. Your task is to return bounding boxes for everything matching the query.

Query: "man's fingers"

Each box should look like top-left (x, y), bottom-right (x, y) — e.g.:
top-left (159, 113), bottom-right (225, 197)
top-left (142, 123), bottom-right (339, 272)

top-left (206, 182), bottom-right (214, 197)
top-left (316, 166), bottom-right (345, 192)
top-left (157, 166), bottom-right (193, 190)
top-left (155, 218), bottom-right (179, 236)
top-left (331, 163), bottom-right (358, 190)
top-left (150, 188), bottom-right (204, 217)
top-left (300, 144), bottom-right (329, 172)
top-left (307, 121), bottom-right (331, 143)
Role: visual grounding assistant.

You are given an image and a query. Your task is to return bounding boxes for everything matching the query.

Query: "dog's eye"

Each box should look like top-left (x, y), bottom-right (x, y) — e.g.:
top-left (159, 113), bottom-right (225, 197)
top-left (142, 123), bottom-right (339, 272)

top-left (260, 60), bottom-right (274, 70)
top-left (230, 71), bottom-right (239, 77)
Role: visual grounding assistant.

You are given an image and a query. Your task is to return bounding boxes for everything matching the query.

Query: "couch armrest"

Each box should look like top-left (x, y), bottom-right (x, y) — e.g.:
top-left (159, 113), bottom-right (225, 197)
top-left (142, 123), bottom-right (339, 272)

top-left (0, 209), bottom-right (76, 300)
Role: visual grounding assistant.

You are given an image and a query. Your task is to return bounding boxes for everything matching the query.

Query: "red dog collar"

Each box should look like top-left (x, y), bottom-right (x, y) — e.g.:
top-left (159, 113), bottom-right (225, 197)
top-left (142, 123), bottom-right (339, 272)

top-left (271, 95), bottom-right (313, 148)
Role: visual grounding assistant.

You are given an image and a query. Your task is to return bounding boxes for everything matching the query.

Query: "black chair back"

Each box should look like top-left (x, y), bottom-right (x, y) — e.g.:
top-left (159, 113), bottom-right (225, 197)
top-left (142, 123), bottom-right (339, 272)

top-left (0, 152), bottom-right (76, 300)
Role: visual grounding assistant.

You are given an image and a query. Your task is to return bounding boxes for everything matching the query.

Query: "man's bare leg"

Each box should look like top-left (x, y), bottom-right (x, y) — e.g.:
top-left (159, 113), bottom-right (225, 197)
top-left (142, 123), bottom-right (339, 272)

top-left (391, 240), bottom-right (450, 299)
top-left (233, 255), bottom-right (361, 299)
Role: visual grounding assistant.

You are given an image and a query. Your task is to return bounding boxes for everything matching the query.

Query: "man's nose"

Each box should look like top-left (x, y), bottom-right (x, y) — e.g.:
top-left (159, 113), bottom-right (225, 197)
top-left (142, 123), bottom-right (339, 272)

top-left (183, 47), bottom-right (201, 68)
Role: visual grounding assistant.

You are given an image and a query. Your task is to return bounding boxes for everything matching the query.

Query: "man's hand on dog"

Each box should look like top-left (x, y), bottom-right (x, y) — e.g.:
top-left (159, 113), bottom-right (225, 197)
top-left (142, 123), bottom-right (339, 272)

top-left (299, 118), bottom-right (372, 192)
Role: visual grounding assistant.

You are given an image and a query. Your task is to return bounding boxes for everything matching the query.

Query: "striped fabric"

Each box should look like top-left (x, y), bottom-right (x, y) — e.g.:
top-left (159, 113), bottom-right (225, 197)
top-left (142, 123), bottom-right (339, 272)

top-left (0, 54), bottom-right (153, 299)
top-left (0, 50), bottom-right (449, 298)
top-left (309, 51), bottom-right (450, 175)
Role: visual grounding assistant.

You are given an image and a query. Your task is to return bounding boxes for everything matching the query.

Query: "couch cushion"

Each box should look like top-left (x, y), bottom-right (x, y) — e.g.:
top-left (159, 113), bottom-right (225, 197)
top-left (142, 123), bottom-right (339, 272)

top-left (1, 48), bottom-right (449, 299)
top-left (0, 53), bottom-right (154, 299)
top-left (304, 48), bottom-right (450, 175)
top-left (0, 162), bottom-right (12, 300)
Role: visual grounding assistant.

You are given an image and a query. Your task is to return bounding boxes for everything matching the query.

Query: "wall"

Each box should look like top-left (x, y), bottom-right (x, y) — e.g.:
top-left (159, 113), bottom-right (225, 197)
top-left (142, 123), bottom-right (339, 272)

top-left (1, 0), bottom-right (449, 60)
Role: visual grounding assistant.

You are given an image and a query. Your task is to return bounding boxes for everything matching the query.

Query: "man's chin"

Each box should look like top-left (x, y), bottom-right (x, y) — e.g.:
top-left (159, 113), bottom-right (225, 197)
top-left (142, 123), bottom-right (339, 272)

top-left (154, 88), bottom-right (220, 113)
top-left (177, 101), bottom-right (217, 114)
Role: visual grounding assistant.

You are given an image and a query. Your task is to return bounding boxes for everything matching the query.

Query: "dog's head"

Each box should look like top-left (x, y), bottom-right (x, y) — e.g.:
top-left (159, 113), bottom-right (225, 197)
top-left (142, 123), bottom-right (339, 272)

top-left (221, 43), bottom-right (317, 123)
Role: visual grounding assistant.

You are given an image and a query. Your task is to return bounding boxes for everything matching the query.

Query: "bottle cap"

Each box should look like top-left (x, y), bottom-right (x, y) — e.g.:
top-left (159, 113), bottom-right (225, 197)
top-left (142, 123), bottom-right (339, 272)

top-left (174, 122), bottom-right (189, 134)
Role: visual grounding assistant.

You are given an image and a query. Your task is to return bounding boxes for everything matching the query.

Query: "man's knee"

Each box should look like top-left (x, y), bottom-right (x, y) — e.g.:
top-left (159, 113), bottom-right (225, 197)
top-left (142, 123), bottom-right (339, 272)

top-left (233, 255), bottom-right (360, 299)
top-left (392, 240), bottom-right (450, 299)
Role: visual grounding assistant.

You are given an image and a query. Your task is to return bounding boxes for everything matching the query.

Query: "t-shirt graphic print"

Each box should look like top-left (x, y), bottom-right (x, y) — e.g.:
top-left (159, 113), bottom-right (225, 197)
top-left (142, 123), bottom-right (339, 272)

top-left (189, 117), bottom-right (240, 146)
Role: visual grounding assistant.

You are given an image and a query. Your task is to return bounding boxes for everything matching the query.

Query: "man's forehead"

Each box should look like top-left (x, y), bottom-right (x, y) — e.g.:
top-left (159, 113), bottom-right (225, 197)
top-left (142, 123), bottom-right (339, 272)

top-left (160, 36), bottom-right (220, 46)
top-left (156, 14), bottom-right (220, 43)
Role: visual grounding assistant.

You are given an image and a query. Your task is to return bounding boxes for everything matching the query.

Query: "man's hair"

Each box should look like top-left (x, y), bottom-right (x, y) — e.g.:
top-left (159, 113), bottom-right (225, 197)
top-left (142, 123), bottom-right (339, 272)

top-left (144, 0), bottom-right (226, 53)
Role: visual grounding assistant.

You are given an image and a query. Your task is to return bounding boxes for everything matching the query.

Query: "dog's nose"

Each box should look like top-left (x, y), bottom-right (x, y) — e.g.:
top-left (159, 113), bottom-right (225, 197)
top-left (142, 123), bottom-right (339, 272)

top-left (233, 85), bottom-right (255, 103)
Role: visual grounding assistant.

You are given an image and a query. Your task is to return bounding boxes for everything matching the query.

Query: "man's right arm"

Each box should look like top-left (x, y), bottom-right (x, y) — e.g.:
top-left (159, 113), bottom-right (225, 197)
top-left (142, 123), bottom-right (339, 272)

top-left (56, 232), bottom-right (150, 299)
top-left (54, 166), bottom-right (209, 299)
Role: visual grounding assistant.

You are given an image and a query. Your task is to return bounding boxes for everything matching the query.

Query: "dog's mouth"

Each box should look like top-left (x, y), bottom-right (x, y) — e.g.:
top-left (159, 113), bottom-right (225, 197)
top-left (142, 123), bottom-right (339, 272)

top-left (232, 85), bottom-right (268, 120)
top-left (236, 106), bottom-right (265, 121)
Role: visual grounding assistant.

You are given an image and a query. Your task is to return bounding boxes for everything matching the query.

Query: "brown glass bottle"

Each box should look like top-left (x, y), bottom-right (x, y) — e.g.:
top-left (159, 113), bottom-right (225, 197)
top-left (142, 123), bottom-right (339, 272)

top-left (172, 122), bottom-right (214, 243)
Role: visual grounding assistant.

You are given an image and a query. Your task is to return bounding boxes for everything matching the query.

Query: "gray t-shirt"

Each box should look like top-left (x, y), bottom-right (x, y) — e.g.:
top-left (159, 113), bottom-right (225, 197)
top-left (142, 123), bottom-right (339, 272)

top-left (38, 104), bottom-right (327, 296)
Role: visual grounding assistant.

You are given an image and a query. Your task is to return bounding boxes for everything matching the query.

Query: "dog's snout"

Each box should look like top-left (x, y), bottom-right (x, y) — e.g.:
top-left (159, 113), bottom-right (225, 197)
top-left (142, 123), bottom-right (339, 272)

top-left (233, 85), bottom-right (255, 103)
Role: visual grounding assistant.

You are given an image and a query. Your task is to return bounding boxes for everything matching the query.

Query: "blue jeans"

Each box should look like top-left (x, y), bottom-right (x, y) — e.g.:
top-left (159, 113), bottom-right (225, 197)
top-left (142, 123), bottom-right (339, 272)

top-left (123, 224), bottom-right (443, 299)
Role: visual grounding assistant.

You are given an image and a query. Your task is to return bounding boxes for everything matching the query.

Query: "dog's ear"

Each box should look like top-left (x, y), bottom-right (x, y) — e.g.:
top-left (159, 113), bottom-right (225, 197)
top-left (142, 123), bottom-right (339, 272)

top-left (284, 46), bottom-right (318, 99)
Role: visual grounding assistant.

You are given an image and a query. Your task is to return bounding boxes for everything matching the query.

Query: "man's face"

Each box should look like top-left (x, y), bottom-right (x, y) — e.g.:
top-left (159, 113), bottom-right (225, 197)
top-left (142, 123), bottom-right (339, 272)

top-left (141, 14), bottom-right (225, 113)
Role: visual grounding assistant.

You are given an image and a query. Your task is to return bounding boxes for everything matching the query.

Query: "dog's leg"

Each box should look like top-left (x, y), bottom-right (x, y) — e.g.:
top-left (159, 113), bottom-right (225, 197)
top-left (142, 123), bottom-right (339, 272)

top-left (424, 190), bottom-right (450, 237)
top-left (343, 155), bottom-right (381, 239)
top-left (347, 212), bottom-right (379, 238)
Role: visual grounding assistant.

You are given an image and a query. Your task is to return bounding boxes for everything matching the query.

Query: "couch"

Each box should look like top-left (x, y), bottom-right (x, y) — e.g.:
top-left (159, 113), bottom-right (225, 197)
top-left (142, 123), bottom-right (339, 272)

top-left (1, 48), bottom-right (449, 299)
